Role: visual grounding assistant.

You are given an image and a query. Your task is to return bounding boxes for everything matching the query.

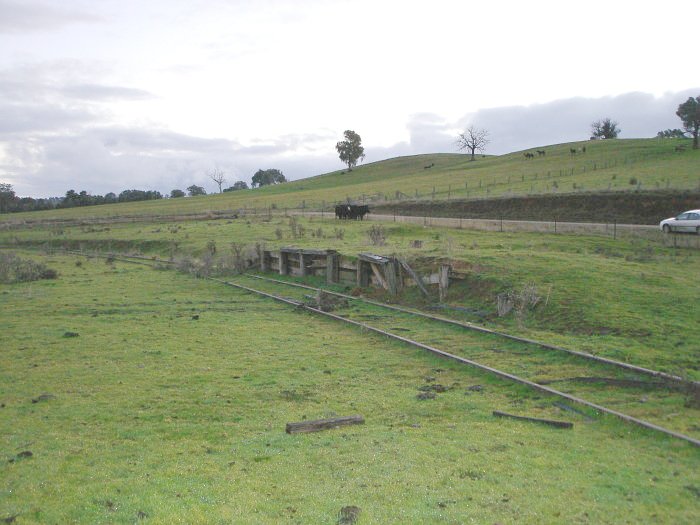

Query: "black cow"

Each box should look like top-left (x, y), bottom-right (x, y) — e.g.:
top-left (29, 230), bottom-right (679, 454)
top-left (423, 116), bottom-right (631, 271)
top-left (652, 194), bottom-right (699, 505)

top-left (335, 204), bottom-right (369, 220)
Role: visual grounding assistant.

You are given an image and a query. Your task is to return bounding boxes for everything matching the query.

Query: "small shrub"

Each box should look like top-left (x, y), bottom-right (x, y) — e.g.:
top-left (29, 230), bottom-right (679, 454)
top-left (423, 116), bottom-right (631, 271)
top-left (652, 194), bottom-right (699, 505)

top-left (275, 227), bottom-right (284, 240)
top-left (496, 282), bottom-right (542, 325)
top-left (175, 256), bottom-right (197, 275)
top-left (0, 252), bottom-right (59, 283)
top-left (333, 228), bottom-right (345, 240)
top-left (629, 176), bottom-right (638, 185)
top-left (367, 225), bottom-right (386, 246)
top-left (206, 240), bottom-right (217, 255)
top-left (228, 243), bottom-right (248, 274)
top-left (289, 217), bottom-right (303, 238)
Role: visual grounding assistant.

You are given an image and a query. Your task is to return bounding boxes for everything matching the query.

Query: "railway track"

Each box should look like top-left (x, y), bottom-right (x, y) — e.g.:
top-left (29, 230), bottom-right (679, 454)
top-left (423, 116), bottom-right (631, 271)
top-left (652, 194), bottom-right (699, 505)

top-left (59, 250), bottom-right (700, 447)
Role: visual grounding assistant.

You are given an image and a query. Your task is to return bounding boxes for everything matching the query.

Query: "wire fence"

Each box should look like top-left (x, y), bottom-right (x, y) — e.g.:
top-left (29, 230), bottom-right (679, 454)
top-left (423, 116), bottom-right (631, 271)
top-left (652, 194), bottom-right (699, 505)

top-left (227, 206), bottom-right (700, 248)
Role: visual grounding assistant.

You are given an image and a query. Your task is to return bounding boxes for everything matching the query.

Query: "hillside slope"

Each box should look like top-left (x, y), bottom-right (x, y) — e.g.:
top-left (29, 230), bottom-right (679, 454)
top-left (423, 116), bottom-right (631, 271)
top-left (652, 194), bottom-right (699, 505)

top-left (1, 138), bottom-right (698, 222)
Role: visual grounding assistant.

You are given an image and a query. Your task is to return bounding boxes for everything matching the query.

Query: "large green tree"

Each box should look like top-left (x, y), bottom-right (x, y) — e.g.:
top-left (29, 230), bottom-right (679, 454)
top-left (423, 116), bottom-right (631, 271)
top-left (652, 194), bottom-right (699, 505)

top-left (251, 169), bottom-right (285, 188)
top-left (335, 130), bottom-right (365, 171)
top-left (591, 118), bottom-right (620, 139)
top-left (223, 181), bottom-right (249, 192)
top-left (187, 185), bottom-right (206, 196)
top-left (0, 183), bottom-right (17, 213)
top-left (676, 96), bottom-right (700, 149)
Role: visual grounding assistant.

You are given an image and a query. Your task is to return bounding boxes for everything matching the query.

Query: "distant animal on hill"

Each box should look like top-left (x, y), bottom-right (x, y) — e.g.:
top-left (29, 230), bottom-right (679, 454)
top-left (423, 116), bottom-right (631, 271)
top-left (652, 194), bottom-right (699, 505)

top-left (524, 152), bottom-right (534, 159)
top-left (537, 150), bottom-right (546, 156)
top-left (423, 163), bottom-right (435, 169)
top-left (570, 148), bottom-right (577, 155)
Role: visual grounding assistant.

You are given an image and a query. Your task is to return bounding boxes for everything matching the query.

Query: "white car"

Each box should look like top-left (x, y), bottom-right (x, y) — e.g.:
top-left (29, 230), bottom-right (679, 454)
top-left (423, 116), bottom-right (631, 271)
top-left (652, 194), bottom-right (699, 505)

top-left (659, 209), bottom-right (700, 234)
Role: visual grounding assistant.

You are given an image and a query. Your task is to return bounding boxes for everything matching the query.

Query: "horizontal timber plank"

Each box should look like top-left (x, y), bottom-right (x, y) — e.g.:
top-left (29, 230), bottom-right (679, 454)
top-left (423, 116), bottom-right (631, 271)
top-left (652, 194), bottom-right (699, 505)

top-left (492, 410), bottom-right (573, 429)
top-left (286, 415), bottom-right (365, 434)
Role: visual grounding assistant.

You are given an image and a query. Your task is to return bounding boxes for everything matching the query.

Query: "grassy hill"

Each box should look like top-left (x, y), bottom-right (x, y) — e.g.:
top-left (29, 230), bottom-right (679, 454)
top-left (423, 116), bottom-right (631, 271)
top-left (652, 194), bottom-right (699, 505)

top-left (2, 138), bottom-right (698, 222)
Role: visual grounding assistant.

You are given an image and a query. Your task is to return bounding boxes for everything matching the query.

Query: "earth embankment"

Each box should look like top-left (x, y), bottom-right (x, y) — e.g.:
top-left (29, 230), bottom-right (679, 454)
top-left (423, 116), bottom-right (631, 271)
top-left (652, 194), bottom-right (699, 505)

top-left (371, 190), bottom-right (700, 225)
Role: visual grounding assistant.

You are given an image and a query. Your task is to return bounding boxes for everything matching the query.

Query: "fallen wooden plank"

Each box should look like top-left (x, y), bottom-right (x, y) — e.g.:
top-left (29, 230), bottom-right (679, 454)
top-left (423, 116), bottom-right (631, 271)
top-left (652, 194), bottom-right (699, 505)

top-left (492, 410), bottom-right (573, 429)
top-left (370, 263), bottom-right (389, 290)
top-left (397, 258), bottom-right (429, 297)
top-left (286, 415), bottom-right (365, 434)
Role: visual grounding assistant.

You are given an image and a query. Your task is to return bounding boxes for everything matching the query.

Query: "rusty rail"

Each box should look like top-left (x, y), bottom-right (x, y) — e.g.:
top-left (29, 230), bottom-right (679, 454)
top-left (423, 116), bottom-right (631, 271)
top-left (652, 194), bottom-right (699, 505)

top-left (212, 277), bottom-right (700, 447)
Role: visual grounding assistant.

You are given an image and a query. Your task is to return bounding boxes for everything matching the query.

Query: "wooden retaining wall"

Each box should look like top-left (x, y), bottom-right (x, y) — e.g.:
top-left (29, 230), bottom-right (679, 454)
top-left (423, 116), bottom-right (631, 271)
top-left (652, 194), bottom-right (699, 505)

top-left (259, 246), bottom-right (453, 297)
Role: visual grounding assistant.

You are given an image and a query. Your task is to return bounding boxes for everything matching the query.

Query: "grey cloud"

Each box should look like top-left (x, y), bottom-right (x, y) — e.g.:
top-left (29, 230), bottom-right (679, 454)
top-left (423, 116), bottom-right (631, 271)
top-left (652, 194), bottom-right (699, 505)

top-left (5, 125), bottom-right (340, 197)
top-left (0, 0), bottom-right (101, 33)
top-left (464, 90), bottom-right (700, 154)
top-left (0, 101), bottom-right (97, 134)
top-left (366, 113), bottom-right (456, 162)
top-left (60, 84), bottom-right (155, 101)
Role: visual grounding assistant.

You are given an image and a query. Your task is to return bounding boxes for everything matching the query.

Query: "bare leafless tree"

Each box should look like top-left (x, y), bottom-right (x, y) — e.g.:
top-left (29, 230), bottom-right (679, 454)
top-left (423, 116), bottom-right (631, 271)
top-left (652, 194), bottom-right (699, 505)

top-left (456, 126), bottom-right (490, 161)
top-left (208, 167), bottom-right (227, 193)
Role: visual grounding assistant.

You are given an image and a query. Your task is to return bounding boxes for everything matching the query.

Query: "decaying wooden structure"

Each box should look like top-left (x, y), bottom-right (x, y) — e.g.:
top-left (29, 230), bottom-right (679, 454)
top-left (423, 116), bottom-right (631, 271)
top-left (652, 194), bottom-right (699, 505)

top-left (257, 246), bottom-right (455, 298)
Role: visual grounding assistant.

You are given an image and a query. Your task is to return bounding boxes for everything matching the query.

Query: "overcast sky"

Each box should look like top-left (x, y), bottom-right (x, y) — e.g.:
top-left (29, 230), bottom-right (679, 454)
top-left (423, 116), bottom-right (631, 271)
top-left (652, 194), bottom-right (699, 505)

top-left (1, 0), bottom-right (698, 198)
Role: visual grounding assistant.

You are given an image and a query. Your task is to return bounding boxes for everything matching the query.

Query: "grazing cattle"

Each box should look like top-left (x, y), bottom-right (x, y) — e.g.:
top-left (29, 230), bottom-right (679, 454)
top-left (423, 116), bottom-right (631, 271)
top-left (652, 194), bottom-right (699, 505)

top-left (570, 148), bottom-right (577, 156)
top-left (524, 152), bottom-right (534, 159)
top-left (582, 146), bottom-right (586, 153)
top-left (537, 150), bottom-right (546, 156)
top-left (335, 204), bottom-right (369, 220)
top-left (335, 204), bottom-right (351, 219)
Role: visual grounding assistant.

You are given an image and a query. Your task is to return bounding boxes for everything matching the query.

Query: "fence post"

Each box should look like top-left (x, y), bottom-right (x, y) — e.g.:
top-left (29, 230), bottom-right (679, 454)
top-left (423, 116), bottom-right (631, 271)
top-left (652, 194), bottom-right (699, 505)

top-left (613, 219), bottom-right (617, 240)
top-left (554, 217), bottom-right (557, 233)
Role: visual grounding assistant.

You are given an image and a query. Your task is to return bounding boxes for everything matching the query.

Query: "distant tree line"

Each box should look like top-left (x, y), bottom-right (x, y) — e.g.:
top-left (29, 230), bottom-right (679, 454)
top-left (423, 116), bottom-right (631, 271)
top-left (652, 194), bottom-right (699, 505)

top-left (0, 184), bottom-right (168, 214)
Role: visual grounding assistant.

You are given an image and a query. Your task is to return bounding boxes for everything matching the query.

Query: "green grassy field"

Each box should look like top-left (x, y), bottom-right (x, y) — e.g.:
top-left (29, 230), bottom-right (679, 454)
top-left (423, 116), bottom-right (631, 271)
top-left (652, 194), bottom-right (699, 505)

top-left (2, 137), bottom-right (699, 523)
top-left (2, 253), bottom-right (699, 524)
top-left (1, 138), bottom-right (698, 222)
top-left (3, 213), bottom-right (698, 381)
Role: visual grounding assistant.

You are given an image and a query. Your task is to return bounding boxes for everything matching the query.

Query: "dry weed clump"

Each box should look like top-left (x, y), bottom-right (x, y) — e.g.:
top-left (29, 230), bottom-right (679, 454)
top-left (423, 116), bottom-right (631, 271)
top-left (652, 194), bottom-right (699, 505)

top-left (367, 224), bottom-right (386, 246)
top-left (173, 243), bottom-right (258, 278)
top-left (496, 282), bottom-right (543, 324)
top-left (0, 252), bottom-right (58, 283)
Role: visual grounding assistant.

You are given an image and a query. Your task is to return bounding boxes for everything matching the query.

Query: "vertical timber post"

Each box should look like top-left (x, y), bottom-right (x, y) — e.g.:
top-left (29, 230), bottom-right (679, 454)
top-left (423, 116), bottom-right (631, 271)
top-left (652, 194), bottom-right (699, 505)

top-left (385, 260), bottom-right (398, 296)
top-left (326, 252), bottom-right (339, 284)
top-left (259, 245), bottom-right (268, 272)
top-left (299, 250), bottom-right (307, 277)
top-left (357, 260), bottom-right (370, 288)
top-left (438, 264), bottom-right (450, 302)
top-left (279, 250), bottom-right (289, 275)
